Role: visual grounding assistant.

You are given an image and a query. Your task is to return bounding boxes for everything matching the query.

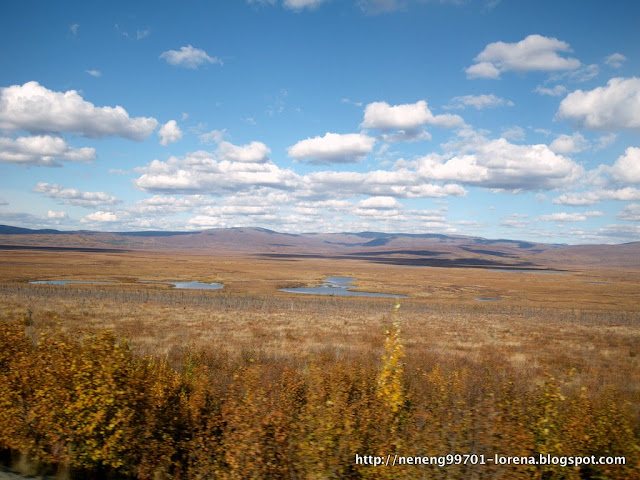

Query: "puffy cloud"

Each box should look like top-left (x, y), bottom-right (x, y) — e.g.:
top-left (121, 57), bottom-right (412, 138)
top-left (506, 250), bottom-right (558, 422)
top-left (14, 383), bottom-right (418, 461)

top-left (446, 94), bottom-right (514, 110)
top-left (85, 70), bottom-right (102, 77)
top-left (158, 120), bottom-right (183, 146)
top-left (283, 0), bottom-right (325, 9)
top-left (287, 132), bottom-right (375, 164)
top-left (356, 196), bottom-right (402, 209)
top-left (304, 170), bottom-right (467, 199)
top-left (47, 210), bottom-right (68, 220)
top-left (539, 211), bottom-right (603, 223)
top-left (0, 82), bottom-right (158, 140)
top-left (617, 204), bottom-right (640, 221)
top-left (134, 150), bottom-right (300, 195)
top-left (549, 132), bottom-right (590, 154)
top-left (556, 77), bottom-right (640, 131)
top-left (362, 100), bottom-right (463, 130)
top-left (553, 188), bottom-right (640, 206)
top-left (81, 211), bottom-right (118, 223)
top-left (552, 192), bottom-right (600, 206)
top-left (534, 85), bottom-right (568, 97)
top-left (416, 137), bottom-right (583, 191)
top-left (0, 135), bottom-right (95, 167)
top-left (604, 53), bottom-right (626, 69)
top-left (380, 130), bottom-right (432, 143)
top-left (465, 62), bottom-right (501, 80)
top-left (217, 140), bottom-right (270, 163)
top-left (160, 45), bottom-right (222, 69)
top-left (466, 34), bottom-right (581, 79)
top-left (33, 182), bottom-right (121, 207)
top-left (131, 195), bottom-right (213, 215)
top-left (610, 147), bottom-right (640, 184)
top-left (551, 147), bottom-right (640, 208)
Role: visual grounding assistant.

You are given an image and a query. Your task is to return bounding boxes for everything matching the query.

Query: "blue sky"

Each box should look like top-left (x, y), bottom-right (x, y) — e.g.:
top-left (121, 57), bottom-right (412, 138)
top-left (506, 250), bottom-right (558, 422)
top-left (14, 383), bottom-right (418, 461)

top-left (1, 0), bottom-right (639, 244)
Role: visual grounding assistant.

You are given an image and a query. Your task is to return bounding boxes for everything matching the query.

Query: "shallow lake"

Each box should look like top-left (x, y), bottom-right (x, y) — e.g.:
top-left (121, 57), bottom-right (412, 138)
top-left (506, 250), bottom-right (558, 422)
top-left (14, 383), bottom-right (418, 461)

top-left (475, 297), bottom-right (503, 302)
top-left (279, 276), bottom-right (407, 298)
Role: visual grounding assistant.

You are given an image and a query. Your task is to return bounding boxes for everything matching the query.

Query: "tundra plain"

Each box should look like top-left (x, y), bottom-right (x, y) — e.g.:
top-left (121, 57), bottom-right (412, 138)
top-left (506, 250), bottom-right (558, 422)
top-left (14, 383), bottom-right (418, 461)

top-left (0, 232), bottom-right (639, 479)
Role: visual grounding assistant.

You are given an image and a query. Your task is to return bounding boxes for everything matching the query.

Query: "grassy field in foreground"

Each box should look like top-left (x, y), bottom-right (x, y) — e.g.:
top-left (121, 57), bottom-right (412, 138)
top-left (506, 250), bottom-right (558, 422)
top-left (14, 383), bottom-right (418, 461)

top-left (0, 250), bottom-right (639, 478)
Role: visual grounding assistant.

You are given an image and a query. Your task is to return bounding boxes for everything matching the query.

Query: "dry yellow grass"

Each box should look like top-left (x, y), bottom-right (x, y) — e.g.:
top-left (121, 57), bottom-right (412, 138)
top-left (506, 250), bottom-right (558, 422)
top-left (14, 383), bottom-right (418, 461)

top-left (0, 249), bottom-right (638, 381)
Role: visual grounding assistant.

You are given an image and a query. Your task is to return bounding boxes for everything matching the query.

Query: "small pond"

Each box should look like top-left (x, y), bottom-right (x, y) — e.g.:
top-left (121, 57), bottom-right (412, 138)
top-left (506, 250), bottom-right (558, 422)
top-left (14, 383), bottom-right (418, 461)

top-left (30, 280), bottom-right (224, 290)
top-left (475, 297), bottom-right (503, 302)
top-left (139, 280), bottom-right (224, 290)
top-left (165, 281), bottom-right (223, 290)
top-left (279, 276), bottom-right (407, 298)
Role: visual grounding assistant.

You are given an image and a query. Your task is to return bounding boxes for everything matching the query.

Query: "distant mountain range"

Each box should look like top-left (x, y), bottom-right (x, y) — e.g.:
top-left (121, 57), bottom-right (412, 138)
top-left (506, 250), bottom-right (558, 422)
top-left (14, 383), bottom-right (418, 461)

top-left (1, 224), bottom-right (638, 269)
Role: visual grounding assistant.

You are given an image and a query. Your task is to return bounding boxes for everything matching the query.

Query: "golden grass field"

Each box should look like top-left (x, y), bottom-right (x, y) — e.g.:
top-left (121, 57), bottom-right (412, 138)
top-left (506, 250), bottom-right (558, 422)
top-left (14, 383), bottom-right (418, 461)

top-left (1, 247), bottom-right (639, 479)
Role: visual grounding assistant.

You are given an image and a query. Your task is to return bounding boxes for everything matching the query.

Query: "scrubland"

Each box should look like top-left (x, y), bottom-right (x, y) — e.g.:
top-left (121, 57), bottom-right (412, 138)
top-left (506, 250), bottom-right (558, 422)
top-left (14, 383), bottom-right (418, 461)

top-left (0, 249), bottom-right (639, 478)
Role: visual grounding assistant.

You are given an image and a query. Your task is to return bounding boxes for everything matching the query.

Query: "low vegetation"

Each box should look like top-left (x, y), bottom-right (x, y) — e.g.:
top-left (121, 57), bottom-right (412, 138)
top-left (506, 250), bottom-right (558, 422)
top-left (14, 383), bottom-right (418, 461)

top-left (0, 250), bottom-right (638, 478)
top-left (1, 297), bottom-right (639, 478)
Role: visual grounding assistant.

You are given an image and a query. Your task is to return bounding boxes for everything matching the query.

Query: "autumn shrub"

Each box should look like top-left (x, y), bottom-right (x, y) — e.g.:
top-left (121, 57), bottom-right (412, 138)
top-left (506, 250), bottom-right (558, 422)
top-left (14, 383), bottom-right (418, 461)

top-left (1, 310), bottom-right (639, 479)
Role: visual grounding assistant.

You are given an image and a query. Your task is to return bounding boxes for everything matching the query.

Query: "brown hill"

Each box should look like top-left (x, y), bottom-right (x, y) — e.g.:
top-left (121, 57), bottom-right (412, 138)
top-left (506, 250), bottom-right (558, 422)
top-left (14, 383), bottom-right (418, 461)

top-left (1, 224), bottom-right (637, 270)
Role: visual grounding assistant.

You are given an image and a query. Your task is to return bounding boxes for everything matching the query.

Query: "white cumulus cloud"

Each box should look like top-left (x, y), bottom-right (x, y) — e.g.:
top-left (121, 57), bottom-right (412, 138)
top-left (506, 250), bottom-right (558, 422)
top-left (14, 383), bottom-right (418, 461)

top-left (158, 120), bottom-right (183, 146)
top-left (160, 45), bottom-right (222, 69)
top-left (134, 150), bottom-right (299, 195)
top-left (287, 132), bottom-right (375, 164)
top-left (33, 182), bottom-right (121, 207)
top-left (361, 100), bottom-right (463, 130)
top-left (47, 210), bottom-right (68, 219)
top-left (557, 77), bottom-right (640, 131)
top-left (617, 204), bottom-right (640, 221)
top-left (611, 147), bottom-right (640, 184)
top-left (357, 196), bottom-right (402, 209)
top-left (0, 135), bottom-right (95, 167)
top-left (553, 188), bottom-right (640, 206)
top-left (304, 170), bottom-right (467, 199)
top-left (0, 82), bottom-right (158, 140)
top-left (217, 140), bottom-right (271, 163)
top-left (549, 132), bottom-right (590, 154)
top-left (416, 137), bottom-right (583, 191)
top-left (81, 211), bottom-right (118, 223)
top-left (466, 34), bottom-right (581, 79)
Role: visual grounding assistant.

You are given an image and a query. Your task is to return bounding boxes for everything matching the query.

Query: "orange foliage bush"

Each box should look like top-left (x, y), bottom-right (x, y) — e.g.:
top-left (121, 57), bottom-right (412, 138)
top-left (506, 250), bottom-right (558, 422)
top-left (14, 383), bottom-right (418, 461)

top-left (1, 315), bottom-right (639, 479)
